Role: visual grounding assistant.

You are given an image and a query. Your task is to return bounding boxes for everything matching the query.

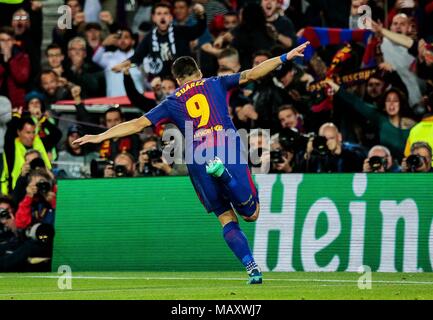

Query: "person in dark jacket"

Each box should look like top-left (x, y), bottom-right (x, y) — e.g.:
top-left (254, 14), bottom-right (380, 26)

top-left (25, 91), bottom-right (62, 161)
top-left (0, 26), bottom-right (30, 109)
top-left (111, 2), bottom-right (207, 78)
top-left (11, 2), bottom-right (43, 79)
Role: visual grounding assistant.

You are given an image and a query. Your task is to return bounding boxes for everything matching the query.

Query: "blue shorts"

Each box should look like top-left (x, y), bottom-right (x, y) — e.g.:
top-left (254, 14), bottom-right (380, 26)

top-left (188, 162), bottom-right (259, 217)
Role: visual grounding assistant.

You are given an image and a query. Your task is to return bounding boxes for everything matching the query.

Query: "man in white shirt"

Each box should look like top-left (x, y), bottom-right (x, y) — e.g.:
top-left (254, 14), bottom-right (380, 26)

top-left (379, 14), bottom-right (422, 107)
top-left (93, 27), bottom-right (146, 97)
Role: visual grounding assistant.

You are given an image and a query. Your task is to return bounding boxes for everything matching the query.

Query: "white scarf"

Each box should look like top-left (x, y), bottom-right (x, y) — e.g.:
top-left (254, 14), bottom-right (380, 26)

top-left (152, 24), bottom-right (176, 57)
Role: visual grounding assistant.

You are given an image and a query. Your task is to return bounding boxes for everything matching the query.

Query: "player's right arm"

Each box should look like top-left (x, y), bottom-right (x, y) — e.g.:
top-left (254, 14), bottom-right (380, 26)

top-left (238, 41), bottom-right (310, 85)
top-left (73, 116), bottom-right (151, 145)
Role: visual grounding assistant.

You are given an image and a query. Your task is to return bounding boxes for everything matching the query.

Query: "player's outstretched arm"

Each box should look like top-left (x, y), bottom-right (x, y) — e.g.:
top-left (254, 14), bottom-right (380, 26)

top-left (239, 41), bottom-right (310, 85)
top-left (73, 116), bottom-right (151, 146)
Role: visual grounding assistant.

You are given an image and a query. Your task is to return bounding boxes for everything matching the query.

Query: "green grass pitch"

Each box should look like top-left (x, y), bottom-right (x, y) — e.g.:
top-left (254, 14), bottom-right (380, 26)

top-left (1, 272), bottom-right (433, 300)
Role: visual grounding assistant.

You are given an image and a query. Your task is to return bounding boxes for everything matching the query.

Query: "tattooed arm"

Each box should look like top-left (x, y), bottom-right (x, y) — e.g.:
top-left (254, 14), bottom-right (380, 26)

top-left (238, 42), bottom-right (309, 85)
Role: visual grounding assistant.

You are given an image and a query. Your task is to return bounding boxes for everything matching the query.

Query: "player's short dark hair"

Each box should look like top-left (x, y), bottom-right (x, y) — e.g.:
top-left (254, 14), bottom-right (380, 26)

top-left (45, 43), bottom-right (63, 56)
top-left (152, 1), bottom-right (172, 14)
top-left (171, 56), bottom-right (200, 80)
top-left (104, 107), bottom-right (124, 120)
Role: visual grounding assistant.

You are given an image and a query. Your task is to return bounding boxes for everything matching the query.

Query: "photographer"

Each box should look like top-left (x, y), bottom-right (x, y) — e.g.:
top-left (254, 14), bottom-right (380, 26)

top-left (1, 115), bottom-right (51, 195)
top-left (268, 134), bottom-right (295, 173)
top-left (301, 123), bottom-right (366, 173)
top-left (249, 129), bottom-right (271, 174)
top-left (12, 149), bottom-right (54, 205)
top-left (103, 152), bottom-right (137, 178)
top-left (0, 196), bottom-right (17, 244)
top-left (136, 136), bottom-right (173, 177)
top-left (402, 142), bottom-right (433, 173)
top-left (0, 169), bottom-right (55, 272)
top-left (56, 125), bottom-right (100, 179)
top-left (363, 145), bottom-right (401, 173)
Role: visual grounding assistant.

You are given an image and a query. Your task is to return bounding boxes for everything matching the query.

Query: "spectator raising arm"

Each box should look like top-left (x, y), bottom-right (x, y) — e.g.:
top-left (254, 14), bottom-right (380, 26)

top-left (123, 67), bottom-right (157, 113)
top-left (371, 19), bottom-right (414, 49)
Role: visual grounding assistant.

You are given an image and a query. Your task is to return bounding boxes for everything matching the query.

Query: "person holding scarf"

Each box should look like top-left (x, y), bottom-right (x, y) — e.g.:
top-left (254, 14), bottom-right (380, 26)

top-left (112, 2), bottom-right (207, 79)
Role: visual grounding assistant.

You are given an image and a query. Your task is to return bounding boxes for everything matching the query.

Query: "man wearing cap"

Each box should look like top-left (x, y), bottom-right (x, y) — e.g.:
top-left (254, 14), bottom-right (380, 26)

top-left (56, 125), bottom-right (99, 178)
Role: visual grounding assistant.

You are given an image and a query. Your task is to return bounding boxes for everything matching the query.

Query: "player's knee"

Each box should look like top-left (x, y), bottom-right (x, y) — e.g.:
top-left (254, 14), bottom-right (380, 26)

top-left (242, 205), bottom-right (260, 223)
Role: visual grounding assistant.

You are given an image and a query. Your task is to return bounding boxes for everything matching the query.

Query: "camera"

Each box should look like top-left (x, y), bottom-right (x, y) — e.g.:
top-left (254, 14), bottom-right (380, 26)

top-left (114, 164), bottom-right (128, 177)
top-left (270, 149), bottom-right (285, 164)
top-left (0, 208), bottom-right (10, 220)
top-left (36, 181), bottom-right (52, 196)
top-left (312, 136), bottom-right (329, 156)
top-left (146, 148), bottom-right (163, 163)
top-left (30, 157), bottom-right (46, 170)
top-left (406, 155), bottom-right (424, 172)
top-left (368, 156), bottom-right (387, 172)
top-left (279, 128), bottom-right (310, 153)
top-left (91, 159), bottom-right (114, 178)
top-left (25, 223), bottom-right (55, 244)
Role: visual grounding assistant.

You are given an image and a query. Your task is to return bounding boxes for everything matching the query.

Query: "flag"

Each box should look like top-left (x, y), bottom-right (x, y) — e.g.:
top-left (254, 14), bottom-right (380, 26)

top-left (298, 27), bottom-right (373, 61)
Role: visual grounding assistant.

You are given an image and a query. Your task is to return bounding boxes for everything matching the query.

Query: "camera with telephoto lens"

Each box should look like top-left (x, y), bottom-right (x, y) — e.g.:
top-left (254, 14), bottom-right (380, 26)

top-left (90, 159), bottom-right (114, 178)
top-left (0, 208), bottom-right (10, 220)
top-left (25, 223), bottom-right (55, 244)
top-left (30, 157), bottom-right (46, 170)
top-left (270, 149), bottom-right (285, 164)
top-left (312, 136), bottom-right (330, 156)
top-left (36, 181), bottom-right (52, 196)
top-left (146, 148), bottom-right (163, 163)
top-left (406, 155), bottom-right (424, 172)
top-left (368, 156), bottom-right (387, 172)
top-left (114, 164), bottom-right (128, 177)
top-left (278, 128), bottom-right (310, 153)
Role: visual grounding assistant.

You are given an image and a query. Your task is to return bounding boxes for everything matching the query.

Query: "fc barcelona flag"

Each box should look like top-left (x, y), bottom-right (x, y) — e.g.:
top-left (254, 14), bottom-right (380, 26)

top-left (298, 27), bottom-right (373, 61)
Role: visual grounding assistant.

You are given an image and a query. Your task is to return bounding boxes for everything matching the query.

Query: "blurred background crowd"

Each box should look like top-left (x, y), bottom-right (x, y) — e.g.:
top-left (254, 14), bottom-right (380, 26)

top-left (0, 0), bottom-right (432, 271)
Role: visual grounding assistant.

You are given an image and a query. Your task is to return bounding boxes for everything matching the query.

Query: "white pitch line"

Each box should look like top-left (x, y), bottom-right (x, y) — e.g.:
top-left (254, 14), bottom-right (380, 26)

top-left (2, 275), bottom-right (433, 285)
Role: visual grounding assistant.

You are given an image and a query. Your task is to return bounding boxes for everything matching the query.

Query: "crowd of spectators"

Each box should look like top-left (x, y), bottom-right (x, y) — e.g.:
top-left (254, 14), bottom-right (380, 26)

top-left (0, 0), bottom-right (432, 271)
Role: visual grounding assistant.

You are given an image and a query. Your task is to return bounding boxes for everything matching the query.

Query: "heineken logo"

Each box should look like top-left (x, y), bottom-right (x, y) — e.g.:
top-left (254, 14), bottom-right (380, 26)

top-left (253, 174), bottom-right (431, 273)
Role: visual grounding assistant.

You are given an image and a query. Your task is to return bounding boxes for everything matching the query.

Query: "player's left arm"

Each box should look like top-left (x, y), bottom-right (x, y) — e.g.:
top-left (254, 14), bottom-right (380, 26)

top-left (239, 41), bottom-right (310, 85)
top-left (73, 116), bottom-right (151, 146)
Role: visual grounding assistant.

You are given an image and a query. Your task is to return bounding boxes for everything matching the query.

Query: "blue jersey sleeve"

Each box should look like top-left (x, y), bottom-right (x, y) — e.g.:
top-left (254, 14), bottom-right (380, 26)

top-left (219, 73), bottom-right (241, 91)
top-left (145, 100), bottom-right (171, 125)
